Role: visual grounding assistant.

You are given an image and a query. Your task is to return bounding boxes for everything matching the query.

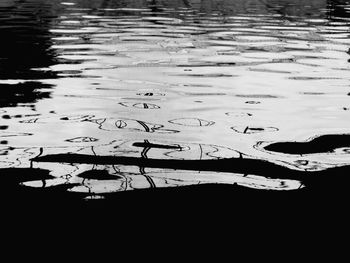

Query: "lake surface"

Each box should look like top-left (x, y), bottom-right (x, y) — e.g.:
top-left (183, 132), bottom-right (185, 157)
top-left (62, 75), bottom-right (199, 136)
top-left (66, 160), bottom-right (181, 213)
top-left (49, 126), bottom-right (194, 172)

top-left (1, 0), bottom-right (350, 200)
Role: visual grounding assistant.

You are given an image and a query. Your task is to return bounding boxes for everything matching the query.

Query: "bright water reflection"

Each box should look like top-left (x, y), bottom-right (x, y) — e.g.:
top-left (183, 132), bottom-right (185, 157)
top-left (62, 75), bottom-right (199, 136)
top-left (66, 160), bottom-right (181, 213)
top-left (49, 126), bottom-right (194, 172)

top-left (1, 0), bottom-right (350, 199)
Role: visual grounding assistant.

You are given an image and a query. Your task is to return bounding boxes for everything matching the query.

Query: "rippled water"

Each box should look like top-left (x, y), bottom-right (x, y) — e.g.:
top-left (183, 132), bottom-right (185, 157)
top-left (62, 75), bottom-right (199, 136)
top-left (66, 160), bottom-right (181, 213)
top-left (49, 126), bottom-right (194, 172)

top-left (1, 0), bottom-right (350, 200)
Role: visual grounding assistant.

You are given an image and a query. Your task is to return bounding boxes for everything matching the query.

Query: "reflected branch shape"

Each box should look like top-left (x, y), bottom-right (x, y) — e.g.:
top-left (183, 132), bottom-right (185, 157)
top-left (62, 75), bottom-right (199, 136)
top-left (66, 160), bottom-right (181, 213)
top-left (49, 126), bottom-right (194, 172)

top-left (31, 152), bottom-right (350, 188)
top-left (139, 139), bottom-right (156, 188)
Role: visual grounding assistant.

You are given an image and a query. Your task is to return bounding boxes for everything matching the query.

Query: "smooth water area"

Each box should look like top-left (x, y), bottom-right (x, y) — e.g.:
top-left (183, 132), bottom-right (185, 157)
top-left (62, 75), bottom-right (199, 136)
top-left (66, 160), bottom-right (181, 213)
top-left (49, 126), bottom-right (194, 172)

top-left (1, 0), bottom-right (350, 199)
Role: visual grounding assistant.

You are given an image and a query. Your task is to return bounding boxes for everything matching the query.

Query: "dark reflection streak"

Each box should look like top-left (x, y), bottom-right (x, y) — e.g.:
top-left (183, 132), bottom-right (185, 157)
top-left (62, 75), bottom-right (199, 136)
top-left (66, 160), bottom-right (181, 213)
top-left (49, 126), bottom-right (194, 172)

top-left (147, 0), bottom-right (163, 13)
top-left (30, 147), bottom-right (43, 169)
top-left (132, 141), bottom-right (182, 149)
top-left (113, 165), bottom-right (128, 191)
top-left (100, 0), bottom-right (113, 9)
top-left (144, 173), bottom-right (156, 188)
top-left (139, 139), bottom-right (156, 188)
top-left (78, 170), bottom-right (122, 180)
top-left (0, 168), bottom-right (54, 185)
top-left (137, 120), bottom-right (150, 132)
top-left (182, 0), bottom-right (192, 8)
top-left (91, 146), bottom-right (97, 157)
top-left (140, 166), bottom-right (145, 175)
top-left (206, 146), bottom-right (221, 159)
top-left (141, 144), bottom-right (151, 158)
top-left (31, 153), bottom-right (346, 186)
top-left (264, 134), bottom-right (350, 155)
top-left (327, 0), bottom-right (350, 21)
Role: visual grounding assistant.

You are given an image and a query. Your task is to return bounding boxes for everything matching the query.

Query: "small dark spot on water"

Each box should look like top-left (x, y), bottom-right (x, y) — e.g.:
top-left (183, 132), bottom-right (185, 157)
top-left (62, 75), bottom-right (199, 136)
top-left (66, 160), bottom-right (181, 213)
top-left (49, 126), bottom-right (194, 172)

top-left (245, 101), bottom-right (261, 104)
top-left (225, 112), bottom-right (253, 117)
top-left (20, 118), bottom-right (38, 124)
top-left (0, 141), bottom-right (8, 145)
top-left (301, 92), bottom-right (324, 95)
top-left (249, 127), bottom-right (264, 131)
top-left (169, 118), bottom-right (215, 127)
top-left (115, 120), bottom-right (127, 129)
top-left (65, 137), bottom-right (98, 143)
top-left (119, 102), bottom-right (160, 109)
top-left (0, 126), bottom-right (8, 130)
top-left (295, 160), bottom-right (309, 165)
top-left (236, 94), bottom-right (279, 99)
top-left (24, 114), bottom-right (40, 117)
top-left (60, 117), bottom-right (69, 120)
top-left (14, 115), bottom-right (22, 118)
top-left (136, 92), bottom-right (165, 96)
top-left (2, 115), bottom-right (11, 119)
top-left (183, 84), bottom-right (212, 88)
top-left (231, 126), bottom-right (279, 134)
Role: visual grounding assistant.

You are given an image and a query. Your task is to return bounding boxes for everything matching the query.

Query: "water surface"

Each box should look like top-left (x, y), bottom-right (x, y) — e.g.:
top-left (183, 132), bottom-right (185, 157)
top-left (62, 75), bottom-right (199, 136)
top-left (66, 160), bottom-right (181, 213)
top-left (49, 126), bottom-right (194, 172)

top-left (1, 0), bottom-right (350, 200)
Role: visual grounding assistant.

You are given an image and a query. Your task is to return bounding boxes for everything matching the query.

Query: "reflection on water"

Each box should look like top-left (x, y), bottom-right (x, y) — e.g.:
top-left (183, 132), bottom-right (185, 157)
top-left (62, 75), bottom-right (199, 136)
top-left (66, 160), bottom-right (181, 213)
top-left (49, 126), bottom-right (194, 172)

top-left (1, 0), bottom-right (350, 200)
top-left (0, 0), bottom-right (58, 80)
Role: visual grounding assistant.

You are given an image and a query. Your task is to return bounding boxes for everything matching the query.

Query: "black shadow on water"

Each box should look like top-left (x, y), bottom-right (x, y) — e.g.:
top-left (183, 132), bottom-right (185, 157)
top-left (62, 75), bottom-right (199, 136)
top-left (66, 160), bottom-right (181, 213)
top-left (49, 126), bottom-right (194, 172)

top-left (77, 169), bottom-right (123, 180)
top-left (30, 152), bottom-right (350, 190)
top-left (264, 134), bottom-right (350, 154)
top-left (0, 150), bottom-right (347, 219)
top-left (0, 1), bottom-right (61, 110)
top-left (0, 1), bottom-right (58, 80)
top-left (0, 82), bottom-right (53, 108)
top-left (327, 0), bottom-right (350, 20)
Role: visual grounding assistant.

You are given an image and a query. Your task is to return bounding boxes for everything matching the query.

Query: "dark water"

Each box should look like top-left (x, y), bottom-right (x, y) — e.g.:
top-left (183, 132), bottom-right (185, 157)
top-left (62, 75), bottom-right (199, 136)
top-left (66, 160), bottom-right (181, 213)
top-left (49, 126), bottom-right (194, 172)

top-left (1, 0), bottom-right (350, 200)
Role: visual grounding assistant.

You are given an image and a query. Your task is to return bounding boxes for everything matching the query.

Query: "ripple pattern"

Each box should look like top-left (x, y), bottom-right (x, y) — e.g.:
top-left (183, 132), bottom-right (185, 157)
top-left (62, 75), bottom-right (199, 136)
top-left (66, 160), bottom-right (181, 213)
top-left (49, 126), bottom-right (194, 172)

top-left (1, 0), bottom-right (350, 200)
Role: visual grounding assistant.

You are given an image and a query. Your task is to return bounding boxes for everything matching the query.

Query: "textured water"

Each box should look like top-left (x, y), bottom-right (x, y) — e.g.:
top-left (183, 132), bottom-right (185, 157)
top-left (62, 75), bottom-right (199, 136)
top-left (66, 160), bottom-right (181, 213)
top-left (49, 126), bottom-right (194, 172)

top-left (1, 0), bottom-right (350, 199)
